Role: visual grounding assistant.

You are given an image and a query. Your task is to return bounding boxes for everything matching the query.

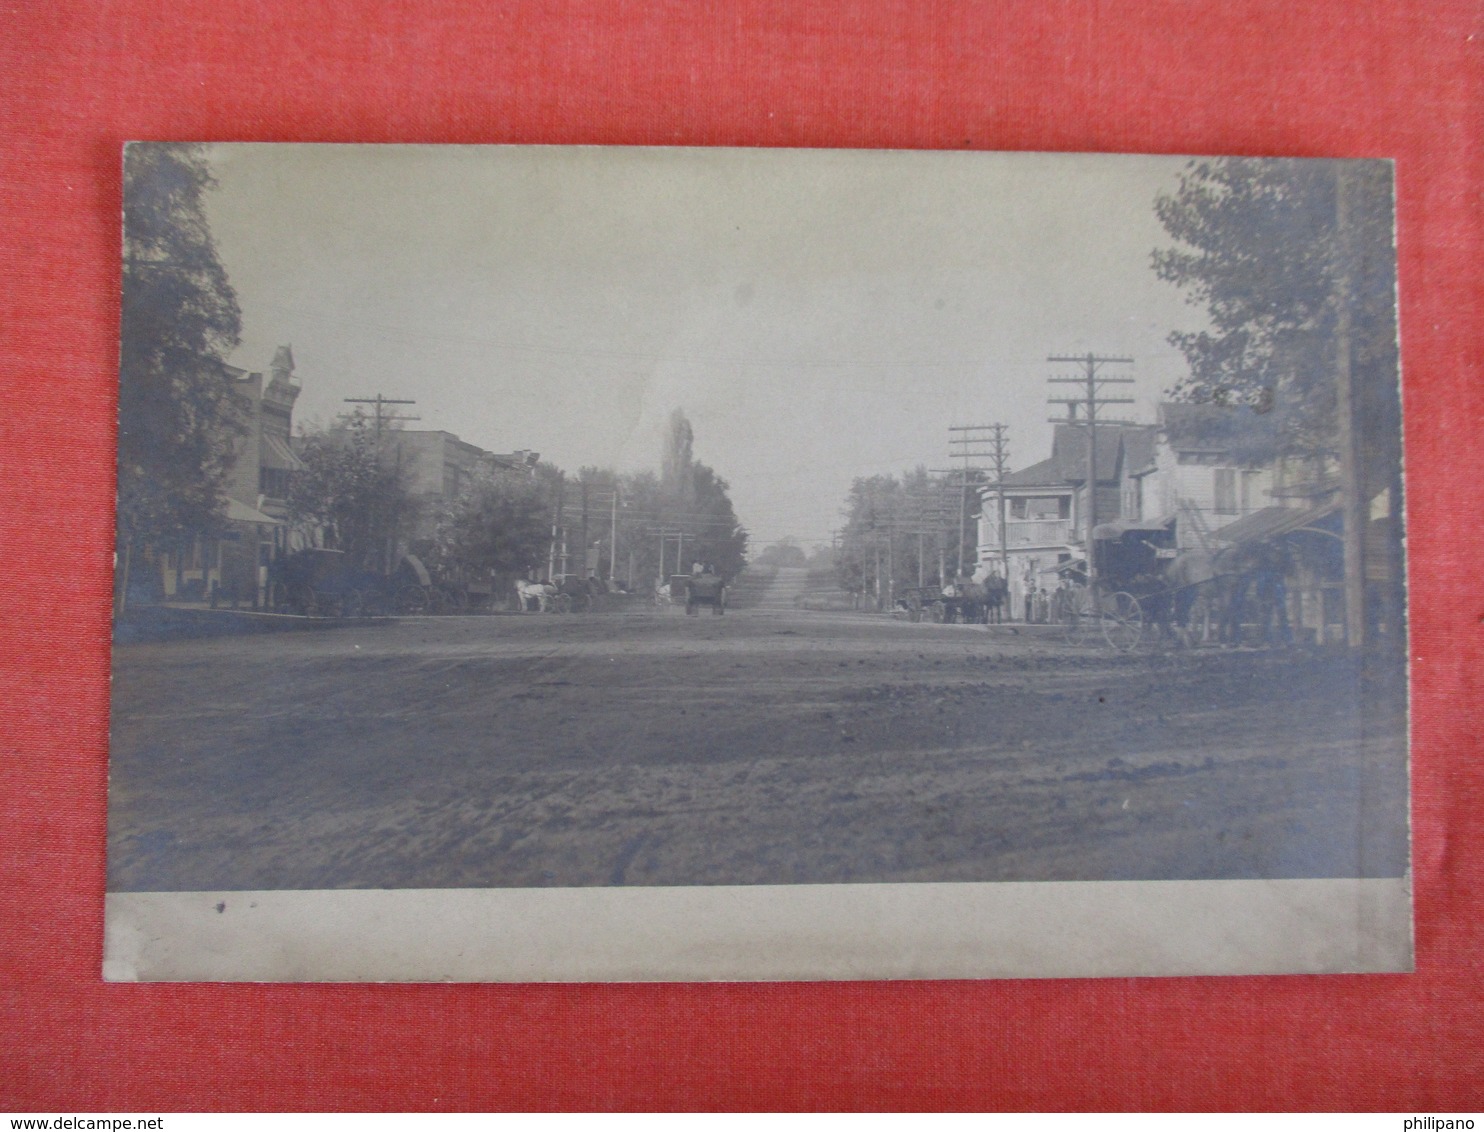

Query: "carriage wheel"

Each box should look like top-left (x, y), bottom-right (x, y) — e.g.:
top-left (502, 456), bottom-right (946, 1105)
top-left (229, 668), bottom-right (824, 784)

top-left (396, 584), bottom-right (429, 615)
top-left (1100, 591), bottom-right (1144, 652)
top-left (553, 593), bottom-right (573, 614)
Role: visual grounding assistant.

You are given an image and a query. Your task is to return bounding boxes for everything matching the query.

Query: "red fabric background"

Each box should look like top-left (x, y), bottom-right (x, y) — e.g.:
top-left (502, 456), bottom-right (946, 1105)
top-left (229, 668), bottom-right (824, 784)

top-left (1, 0), bottom-right (1480, 1111)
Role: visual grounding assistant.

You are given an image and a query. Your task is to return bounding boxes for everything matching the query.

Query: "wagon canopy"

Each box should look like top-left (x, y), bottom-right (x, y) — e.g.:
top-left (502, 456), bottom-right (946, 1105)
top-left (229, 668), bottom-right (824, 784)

top-left (1091, 516), bottom-right (1176, 540)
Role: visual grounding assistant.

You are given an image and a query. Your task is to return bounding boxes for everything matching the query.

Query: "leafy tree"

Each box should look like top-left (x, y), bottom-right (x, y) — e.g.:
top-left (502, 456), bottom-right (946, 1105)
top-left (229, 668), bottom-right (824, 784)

top-left (433, 463), bottom-right (551, 583)
top-left (1152, 157), bottom-right (1401, 489)
top-left (660, 409), bottom-right (695, 500)
top-left (117, 143), bottom-right (244, 599)
top-left (684, 462), bottom-right (749, 577)
top-left (288, 414), bottom-right (417, 570)
top-left (835, 468), bottom-right (959, 604)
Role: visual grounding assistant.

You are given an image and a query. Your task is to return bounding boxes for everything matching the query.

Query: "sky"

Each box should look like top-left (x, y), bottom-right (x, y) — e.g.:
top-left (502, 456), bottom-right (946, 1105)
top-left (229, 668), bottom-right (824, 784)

top-left (205, 144), bottom-right (1209, 548)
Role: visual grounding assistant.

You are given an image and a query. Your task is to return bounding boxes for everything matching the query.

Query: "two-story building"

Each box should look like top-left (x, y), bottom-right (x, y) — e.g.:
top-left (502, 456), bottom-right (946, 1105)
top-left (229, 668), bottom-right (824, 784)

top-left (157, 345), bottom-right (303, 605)
top-left (976, 422), bottom-right (1156, 617)
top-left (380, 430), bottom-right (540, 544)
top-left (1130, 403), bottom-right (1278, 549)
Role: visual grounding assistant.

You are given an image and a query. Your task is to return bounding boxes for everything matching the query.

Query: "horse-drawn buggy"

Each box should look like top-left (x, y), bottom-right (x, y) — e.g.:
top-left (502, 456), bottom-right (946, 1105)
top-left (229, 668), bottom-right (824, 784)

top-left (1052, 520), bottom-right (1180, 651)
top-left (268, 548), bottom-right (387, 618)
top-left (1053, 518), bottom-right (1244, 650)
top-left (683, 569), bottom-right (727, 615)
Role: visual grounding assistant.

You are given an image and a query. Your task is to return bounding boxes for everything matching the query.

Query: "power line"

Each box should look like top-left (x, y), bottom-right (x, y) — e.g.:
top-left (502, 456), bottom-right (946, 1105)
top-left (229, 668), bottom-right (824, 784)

top-left (1046, 353), bottom-right (1135, 587)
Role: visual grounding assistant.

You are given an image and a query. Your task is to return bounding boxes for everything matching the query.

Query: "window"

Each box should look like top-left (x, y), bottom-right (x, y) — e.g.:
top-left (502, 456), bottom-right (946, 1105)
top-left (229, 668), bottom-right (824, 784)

top-left (1214, 468), bottom-right (1237, 515)
top-left (259, 467), bottom-right (293, 500)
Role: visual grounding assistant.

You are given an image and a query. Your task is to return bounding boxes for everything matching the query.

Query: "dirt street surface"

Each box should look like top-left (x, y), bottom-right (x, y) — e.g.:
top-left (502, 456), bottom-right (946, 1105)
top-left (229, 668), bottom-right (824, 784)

top-left (108, 576), bottom-right (1408, 892)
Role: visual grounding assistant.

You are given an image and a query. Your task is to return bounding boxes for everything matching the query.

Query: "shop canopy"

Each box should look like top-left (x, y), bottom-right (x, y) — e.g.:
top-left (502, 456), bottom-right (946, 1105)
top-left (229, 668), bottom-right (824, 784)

top-left (1211, 502), bottom-right (1340, 546)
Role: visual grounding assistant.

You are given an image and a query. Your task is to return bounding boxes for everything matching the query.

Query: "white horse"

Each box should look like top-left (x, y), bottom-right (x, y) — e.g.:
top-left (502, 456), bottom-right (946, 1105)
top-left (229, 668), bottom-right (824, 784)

top-left (514, 579), bottom-right (557, 612)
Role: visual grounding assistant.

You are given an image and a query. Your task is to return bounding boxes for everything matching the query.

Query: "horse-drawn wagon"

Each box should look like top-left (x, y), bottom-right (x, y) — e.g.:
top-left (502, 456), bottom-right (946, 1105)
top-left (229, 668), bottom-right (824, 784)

top-left (893, 576), bottom-right (1006, 624)
top-left (683, 570), bottom-right (727, 615)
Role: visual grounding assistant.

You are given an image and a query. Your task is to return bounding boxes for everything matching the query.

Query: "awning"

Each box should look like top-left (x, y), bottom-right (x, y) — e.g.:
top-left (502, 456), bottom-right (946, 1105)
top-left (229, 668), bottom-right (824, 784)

top-left (1092, 515), bottom-right (1176, 540)
top-left (260, 432), bottom-right (304, 472)
top-left (1212, 502), bottom-right (1340, 545)
top-left (225, 498), bottom-right (282, 526)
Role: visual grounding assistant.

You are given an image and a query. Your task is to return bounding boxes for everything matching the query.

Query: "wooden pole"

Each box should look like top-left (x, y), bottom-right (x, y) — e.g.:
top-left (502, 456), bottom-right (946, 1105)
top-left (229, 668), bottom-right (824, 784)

top-left (1335, 167), bottom-right (1367, 649)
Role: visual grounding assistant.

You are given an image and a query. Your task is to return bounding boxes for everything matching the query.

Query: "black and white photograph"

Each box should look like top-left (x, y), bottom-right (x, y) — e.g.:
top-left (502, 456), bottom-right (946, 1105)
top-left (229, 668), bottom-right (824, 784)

top-left (104, 145), bottom-right (1410, 981)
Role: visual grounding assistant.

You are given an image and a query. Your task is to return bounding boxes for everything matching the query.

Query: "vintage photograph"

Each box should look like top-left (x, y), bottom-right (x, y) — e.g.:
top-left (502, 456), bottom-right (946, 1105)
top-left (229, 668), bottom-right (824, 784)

top-left (104, 145), bottom-right (1409, 981)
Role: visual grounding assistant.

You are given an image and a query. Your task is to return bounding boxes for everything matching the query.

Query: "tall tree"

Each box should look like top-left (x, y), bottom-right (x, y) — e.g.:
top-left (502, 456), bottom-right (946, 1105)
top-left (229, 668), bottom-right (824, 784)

top-left (660, 408), bottom-right (695, 500)
top-left (685, 462), bottom-right (749, 577)
top-left (1153, 157), bottom-right (1404, 644)
top-left (1151, 157), bottom-right (1401, 486)
top-left (288, 415), bottom-right (417, 570)
top-left (433, 463), bottom-right (551, 583)
top-left (117, 143), bottom-right (244, 598)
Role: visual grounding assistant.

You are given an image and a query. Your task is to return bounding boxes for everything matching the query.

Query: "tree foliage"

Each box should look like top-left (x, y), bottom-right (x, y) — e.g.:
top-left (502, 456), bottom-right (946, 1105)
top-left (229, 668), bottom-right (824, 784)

top-left (835, 467), bottom-right (969, 602)
top-left (1152, 157), bottom-right (1401, 487)
top-left (287, 415), bottom-right (417, 569)
top-left (117, 143), bottom-right (244, 551)
top-left (604, 413), bottom-right (749, 586)
top-left (433, 463), bottom-right (551, 581)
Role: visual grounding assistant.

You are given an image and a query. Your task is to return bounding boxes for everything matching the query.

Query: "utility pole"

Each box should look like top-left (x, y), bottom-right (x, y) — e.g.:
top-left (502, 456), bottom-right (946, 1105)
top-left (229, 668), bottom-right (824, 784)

top-left (339, 395), bottom-right (420, 442)
top-left (1334, 168), bottom-right (1367, 649)
top-left (1047, 354), bottom-right (1135, 589)
top-left (945, 424), bottom-right (1000, 579)
top-left (984, 424), bottom-right (1012, 582)
top-left (339, 395), bottom-right (420, 575)
top-left (548, 473), bottom-right (565, 583)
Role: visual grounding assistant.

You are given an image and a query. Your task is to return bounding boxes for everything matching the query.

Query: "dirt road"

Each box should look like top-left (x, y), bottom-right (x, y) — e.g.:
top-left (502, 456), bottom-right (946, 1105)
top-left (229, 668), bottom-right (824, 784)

top-left (107, 591), bottom-right (1408, 891)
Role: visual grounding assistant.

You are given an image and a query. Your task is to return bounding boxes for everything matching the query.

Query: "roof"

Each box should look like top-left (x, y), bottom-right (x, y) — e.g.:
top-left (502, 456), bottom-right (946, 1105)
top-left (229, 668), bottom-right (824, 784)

top-left (1159, 401), bottom-right (1272, 454)
top-left (1212, 502), bottom-right (1340, 545)
top-left (996, 424), bottom-right (1154, 489)
top-left (270, 345), bottom-right (295, 373)
top-left (1093, 516), bottom-right (1176, 540)
top-left (998, 455), bottom-right (1065, 489)
top-left (260, 432), bottom-right (304, 472)
top-left (225, 498), bottom-right (282, 525)
top-left (1123, 427), bottom-right (1158, 475)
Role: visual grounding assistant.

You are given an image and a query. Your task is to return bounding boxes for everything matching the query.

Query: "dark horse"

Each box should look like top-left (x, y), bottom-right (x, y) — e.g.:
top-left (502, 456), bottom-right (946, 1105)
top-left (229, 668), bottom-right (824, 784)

top-left (979, 573), bottom-right (1009, 624)
top-left (1147, 541), bottom-right (1290, 647)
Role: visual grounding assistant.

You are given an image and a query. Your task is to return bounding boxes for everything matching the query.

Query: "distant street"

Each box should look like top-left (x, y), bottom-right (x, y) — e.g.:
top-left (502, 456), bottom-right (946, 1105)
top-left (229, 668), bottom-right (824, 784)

top-left (108, 568), bottom-right (1408, 892)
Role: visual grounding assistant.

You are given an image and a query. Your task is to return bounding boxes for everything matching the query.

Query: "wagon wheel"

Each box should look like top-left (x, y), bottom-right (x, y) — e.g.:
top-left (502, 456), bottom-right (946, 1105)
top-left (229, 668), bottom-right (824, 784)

top-left (1100, 591), bottom-right (1144, 652)
top-left (396, 584), bottom-right (429, 615)
top-left (552, 592), bottom-right (573, 614)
